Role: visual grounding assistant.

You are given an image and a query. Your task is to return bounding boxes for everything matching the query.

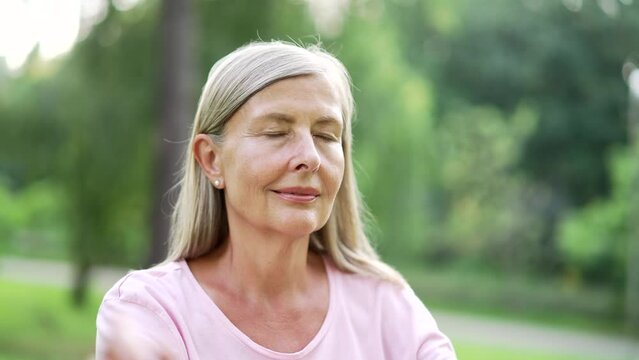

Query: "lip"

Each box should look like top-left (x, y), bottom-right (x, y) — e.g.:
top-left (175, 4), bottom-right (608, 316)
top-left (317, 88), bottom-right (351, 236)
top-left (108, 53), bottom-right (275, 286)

top-left (272, 187), bottom-right (320, 203)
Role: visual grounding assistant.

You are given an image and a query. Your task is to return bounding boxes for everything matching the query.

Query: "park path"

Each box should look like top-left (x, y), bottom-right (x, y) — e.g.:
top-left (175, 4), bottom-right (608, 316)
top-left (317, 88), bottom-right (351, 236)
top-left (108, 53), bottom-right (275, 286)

top-left (1, 256), bottom-right (638, 359)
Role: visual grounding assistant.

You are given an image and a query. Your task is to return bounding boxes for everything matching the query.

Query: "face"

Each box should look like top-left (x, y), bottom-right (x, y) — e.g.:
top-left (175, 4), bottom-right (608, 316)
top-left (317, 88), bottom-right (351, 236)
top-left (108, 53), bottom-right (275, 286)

top-left (216, 74), bottom-right (345, 239)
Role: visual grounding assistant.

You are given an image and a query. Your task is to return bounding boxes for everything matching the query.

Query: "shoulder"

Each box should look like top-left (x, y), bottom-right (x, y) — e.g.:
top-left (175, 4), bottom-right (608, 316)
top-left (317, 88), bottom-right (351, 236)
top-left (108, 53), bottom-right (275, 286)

top-left (99, 260), bottom-right (190, 326)
top-left (96, 261), bottom-right (189, 359)
top-left (102, 261), bottom-right (186, 307)
top-left (328, 262), bottom-right (457, 359)
top-left (329, 261), bottom-right (418, 315)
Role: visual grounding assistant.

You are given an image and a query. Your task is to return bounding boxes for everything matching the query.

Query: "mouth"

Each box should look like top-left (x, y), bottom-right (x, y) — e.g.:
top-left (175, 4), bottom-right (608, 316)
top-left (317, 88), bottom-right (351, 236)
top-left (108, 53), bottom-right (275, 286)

top-left (272, 187), bottom-right (320, 203)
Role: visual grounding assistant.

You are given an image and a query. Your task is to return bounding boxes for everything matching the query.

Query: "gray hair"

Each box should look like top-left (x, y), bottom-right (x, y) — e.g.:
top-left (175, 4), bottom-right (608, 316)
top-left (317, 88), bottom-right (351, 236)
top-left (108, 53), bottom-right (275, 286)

top-left (167, 41), bottom-right (405, 285)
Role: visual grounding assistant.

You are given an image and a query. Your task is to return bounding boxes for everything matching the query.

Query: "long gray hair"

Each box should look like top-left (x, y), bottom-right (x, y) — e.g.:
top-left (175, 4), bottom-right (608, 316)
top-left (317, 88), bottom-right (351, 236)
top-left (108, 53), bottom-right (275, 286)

top-left (167, 41), bottom-right (405, 285)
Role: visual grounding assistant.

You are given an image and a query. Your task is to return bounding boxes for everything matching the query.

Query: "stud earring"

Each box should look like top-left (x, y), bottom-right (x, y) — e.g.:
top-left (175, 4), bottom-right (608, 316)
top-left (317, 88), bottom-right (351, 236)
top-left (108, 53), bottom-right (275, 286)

top-left (213, 179), bottom-right (223, 188)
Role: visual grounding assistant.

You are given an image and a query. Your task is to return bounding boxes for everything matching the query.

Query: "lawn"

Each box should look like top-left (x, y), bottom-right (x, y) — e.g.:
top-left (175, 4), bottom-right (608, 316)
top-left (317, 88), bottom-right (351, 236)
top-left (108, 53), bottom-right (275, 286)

top-left (0, 280), bottom-right (102, 359)
top-left (0, 279), bottom-right (628, 360)
top-left (454, 342), bottom-right (602, 360)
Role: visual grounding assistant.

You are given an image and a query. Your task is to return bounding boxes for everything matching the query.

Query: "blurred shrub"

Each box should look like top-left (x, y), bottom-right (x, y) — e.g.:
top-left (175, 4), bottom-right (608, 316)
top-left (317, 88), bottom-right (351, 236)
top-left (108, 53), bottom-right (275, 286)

top-left (559, 147), bottom-right (633, 287)
top-left (424, 103), bottom-right (547, 272)
top-left (337, 14), bottom-right (437, 262)
top-left (0, 180), bottom-right (68, 259)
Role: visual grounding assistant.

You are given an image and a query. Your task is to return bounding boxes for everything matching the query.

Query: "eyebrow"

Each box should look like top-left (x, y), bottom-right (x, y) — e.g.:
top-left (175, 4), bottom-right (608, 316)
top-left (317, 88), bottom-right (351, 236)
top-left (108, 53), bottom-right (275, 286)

top-left (258, 112), bottom-right (295, 125)
top-left (257, 112), bottom-right (343, 128)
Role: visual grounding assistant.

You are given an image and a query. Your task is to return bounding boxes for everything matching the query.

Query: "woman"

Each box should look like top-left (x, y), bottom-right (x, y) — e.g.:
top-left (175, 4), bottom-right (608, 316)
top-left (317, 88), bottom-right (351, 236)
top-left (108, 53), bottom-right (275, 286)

top-left (96, 41), bottom-right (456, 359)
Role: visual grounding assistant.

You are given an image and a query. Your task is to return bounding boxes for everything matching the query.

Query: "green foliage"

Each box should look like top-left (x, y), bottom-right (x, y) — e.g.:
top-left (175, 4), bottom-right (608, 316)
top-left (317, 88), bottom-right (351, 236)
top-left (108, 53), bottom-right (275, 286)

top-left (0, 180), bottom-right (68, 259)
top-left (383, 0), bottom-right (639, 285)
top-left (560, 200), bottom-right (625, 281)
top-left (559, 147), bottom-right (635, 286)
top-left (400, 0), bottom-right (638, 206)
top-left (0, 5), bottom-right (163, 289)
top-left (424, 104), bottom-right (546, 272)
top-left (332, 12), bottom-right (437, 261)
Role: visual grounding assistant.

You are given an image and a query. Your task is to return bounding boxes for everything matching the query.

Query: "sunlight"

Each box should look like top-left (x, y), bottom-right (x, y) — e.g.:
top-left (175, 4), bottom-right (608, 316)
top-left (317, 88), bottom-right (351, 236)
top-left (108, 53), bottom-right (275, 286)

top-left (629, 69), bottom-right (639, 99)
top-left (0, 0), bottom-right (142, 71)
top-left (0, 0), bottom-right (81, 70)
top-left (305, 0), bottom-right (350, 38)
top-left (33, 0), bottom-right (82, 61)
top-left (0, 0), bottom-right (37, 70)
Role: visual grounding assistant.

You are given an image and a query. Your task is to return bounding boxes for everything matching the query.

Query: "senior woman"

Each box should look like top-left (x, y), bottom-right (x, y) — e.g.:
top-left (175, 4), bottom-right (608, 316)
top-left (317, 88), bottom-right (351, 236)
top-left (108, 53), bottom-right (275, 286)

top-left (96, 41), bottom-right (456, 359)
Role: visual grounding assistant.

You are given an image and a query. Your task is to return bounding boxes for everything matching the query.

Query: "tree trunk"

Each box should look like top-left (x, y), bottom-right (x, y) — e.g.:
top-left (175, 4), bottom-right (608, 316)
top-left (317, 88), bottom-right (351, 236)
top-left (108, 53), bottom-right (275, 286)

top-left (148, 0), bottom-right (195, 265)
top-left (72, 259), bottom-right (90, 307)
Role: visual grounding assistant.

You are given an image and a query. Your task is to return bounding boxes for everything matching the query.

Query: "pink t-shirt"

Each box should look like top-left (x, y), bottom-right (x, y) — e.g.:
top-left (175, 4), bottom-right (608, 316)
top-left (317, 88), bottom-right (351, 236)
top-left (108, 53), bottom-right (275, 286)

top-left (96, 258), bottom-right (456, 359)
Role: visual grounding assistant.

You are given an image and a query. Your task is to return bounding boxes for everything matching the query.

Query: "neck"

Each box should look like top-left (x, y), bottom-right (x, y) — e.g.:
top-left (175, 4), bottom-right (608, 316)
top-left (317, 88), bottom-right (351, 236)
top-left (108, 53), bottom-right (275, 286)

top-left (212, 227), bottom-right (320, 303)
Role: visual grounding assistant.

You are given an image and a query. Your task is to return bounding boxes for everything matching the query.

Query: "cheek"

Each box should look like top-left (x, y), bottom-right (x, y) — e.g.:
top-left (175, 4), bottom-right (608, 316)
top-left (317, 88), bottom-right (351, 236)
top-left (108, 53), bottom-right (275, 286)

top-left (226, 148), bottom-right (282, 192)
top-left (325, 151), bottom-right (345, 193)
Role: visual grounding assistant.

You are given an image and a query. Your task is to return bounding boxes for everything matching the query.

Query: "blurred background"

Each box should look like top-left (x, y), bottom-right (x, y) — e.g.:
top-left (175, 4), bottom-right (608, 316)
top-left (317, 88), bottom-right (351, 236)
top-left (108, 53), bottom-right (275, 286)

top-left (1, 0), bottom-right (638, 359)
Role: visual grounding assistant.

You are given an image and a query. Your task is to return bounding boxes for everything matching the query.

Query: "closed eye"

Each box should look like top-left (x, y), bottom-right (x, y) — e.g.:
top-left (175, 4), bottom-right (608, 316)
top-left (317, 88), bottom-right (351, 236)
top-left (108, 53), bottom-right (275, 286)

top-left (263, 131), bottom-right (288, 138)
top-left (314, 133), bottom-right (340, 142)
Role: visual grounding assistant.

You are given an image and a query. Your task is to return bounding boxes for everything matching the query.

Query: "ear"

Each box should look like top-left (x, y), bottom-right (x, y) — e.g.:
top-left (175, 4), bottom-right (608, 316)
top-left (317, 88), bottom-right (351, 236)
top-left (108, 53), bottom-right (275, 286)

top-left (193, 134), bottom-right (224, 187)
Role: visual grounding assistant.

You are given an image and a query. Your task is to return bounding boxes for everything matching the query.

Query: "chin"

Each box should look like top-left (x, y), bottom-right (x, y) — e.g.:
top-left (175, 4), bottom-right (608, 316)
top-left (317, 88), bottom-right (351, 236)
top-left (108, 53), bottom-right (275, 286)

top-left (282, 224), bottom-right (319, 238)
top-left (275, 217), bottom-right (324, 238)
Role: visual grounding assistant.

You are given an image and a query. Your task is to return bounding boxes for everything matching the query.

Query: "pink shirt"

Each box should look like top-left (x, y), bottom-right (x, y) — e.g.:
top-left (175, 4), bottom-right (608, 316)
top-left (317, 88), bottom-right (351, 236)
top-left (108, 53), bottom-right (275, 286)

top-left (96, 258), bottom-right (456, 359)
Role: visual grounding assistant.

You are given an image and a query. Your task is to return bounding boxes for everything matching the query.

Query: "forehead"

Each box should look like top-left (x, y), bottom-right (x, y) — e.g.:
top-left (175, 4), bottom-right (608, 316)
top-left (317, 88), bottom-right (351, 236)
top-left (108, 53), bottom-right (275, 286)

top-left (237, 74), bottom-right (344, 124)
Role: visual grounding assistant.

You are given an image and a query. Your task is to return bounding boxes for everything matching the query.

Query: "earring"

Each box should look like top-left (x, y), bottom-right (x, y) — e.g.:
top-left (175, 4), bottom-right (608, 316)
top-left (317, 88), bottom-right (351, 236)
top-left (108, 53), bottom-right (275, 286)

top-left (213, 179), bottom-right (223, 188)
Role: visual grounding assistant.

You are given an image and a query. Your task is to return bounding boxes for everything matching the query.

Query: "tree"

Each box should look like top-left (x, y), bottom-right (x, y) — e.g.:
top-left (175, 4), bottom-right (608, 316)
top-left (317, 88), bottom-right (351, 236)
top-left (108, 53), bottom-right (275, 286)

top-left (386, 0), bottom-right (639, 275)
top-left (58, 2), bottom-right (160, 304)
top-left (148, 0), bottom-right (195, 265)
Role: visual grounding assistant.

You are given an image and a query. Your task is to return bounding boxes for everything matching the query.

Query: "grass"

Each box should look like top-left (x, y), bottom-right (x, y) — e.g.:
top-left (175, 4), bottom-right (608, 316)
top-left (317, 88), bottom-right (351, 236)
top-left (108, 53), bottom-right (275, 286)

top-left (454, 341), bottom-right (606, 360)
top-left (0, 280), bottom-right (102, 360)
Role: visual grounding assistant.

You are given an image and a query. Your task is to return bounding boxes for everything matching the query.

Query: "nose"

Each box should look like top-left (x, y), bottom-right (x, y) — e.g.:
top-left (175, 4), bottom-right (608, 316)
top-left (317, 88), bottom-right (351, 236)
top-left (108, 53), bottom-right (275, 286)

top-left (291, 132), bottom-right (321, 173)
